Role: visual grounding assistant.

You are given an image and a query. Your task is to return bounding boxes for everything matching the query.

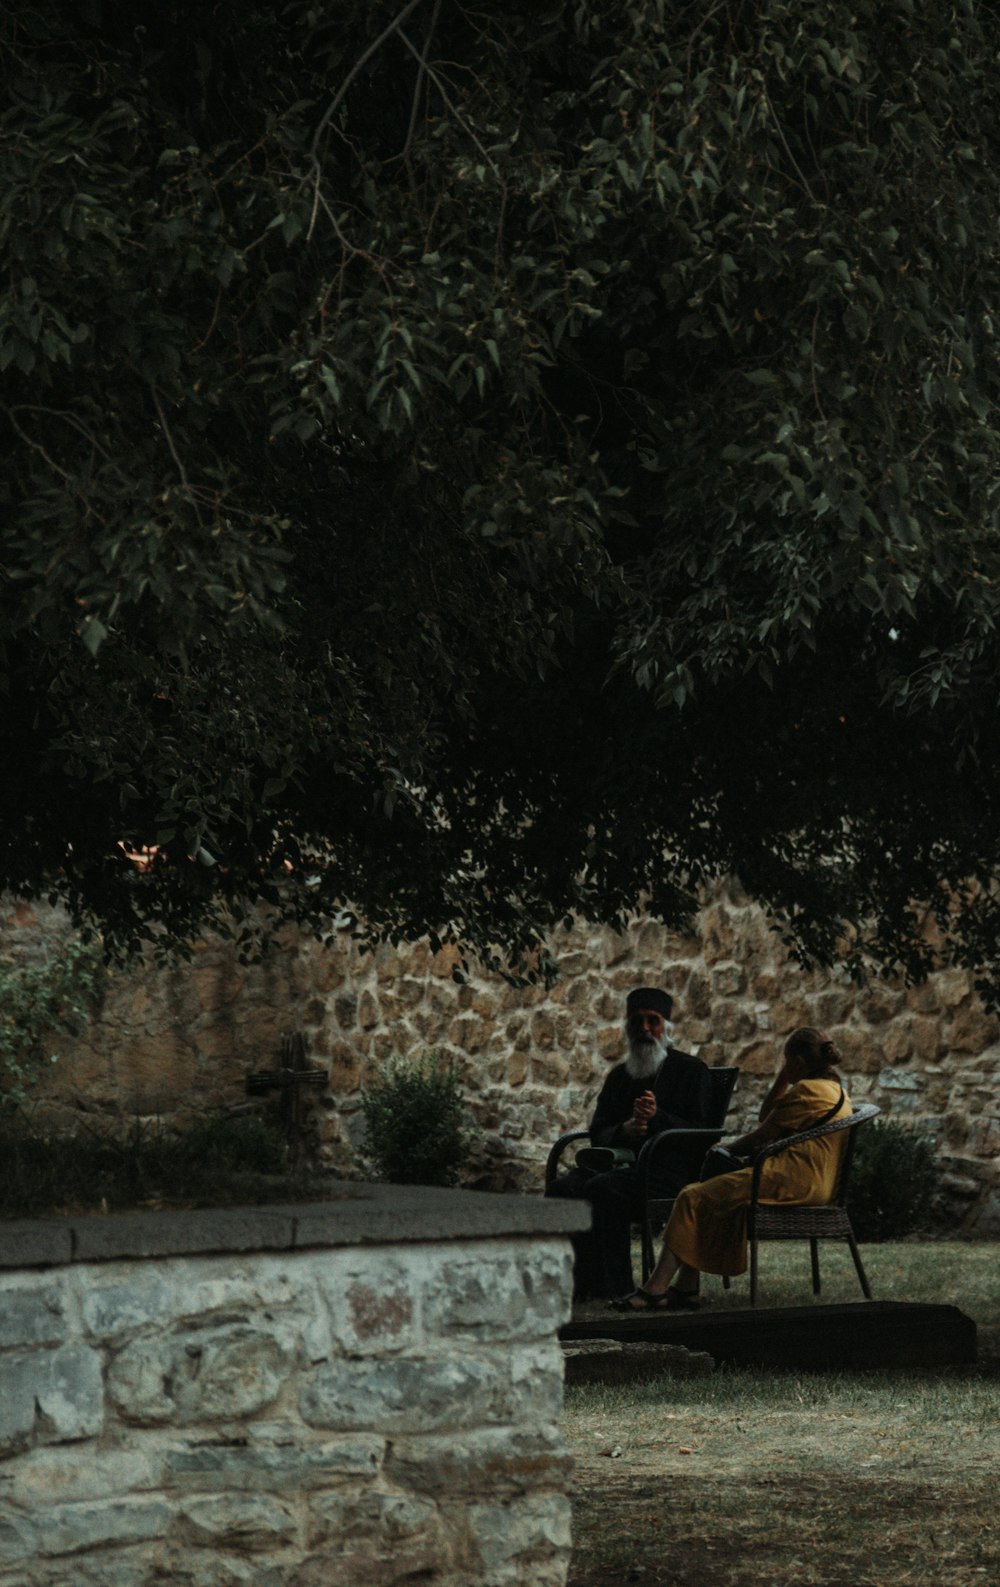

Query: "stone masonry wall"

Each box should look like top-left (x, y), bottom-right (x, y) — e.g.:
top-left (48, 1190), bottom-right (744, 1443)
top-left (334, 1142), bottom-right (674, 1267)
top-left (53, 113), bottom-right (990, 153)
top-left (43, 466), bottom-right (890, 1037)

top-left (4, 882), bottom-right (1000, 1230)
top-left (0, 1191), bottom-right (580, 1587)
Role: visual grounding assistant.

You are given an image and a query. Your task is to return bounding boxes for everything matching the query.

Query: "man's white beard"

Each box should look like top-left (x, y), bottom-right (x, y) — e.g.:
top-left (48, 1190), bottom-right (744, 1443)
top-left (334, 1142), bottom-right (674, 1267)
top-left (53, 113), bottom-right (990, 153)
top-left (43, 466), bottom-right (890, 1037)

top-left (624, 1032), bottom-right (667, 1080)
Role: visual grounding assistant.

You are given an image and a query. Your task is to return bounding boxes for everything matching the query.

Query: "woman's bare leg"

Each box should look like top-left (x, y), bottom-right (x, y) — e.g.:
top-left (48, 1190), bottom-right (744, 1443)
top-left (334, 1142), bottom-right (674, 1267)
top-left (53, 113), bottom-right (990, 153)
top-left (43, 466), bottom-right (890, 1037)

top-left (639, 1245), bottom-right (681, 1295)
top-left (669, 1260), bottom-right (699, 1295)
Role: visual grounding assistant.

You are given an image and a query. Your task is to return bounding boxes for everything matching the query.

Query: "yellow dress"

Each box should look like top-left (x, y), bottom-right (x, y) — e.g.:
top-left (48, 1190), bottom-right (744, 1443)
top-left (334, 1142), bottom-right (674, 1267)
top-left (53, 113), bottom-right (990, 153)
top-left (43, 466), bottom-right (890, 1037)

top-left (664, 1078), bottom-right (852, 1277)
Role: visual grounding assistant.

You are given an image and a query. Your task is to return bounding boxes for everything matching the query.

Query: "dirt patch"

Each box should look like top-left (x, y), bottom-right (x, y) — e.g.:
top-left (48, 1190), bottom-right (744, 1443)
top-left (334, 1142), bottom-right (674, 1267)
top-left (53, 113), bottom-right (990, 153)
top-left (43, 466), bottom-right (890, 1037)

top-left (567, 1468), bottom-right (999, 1587)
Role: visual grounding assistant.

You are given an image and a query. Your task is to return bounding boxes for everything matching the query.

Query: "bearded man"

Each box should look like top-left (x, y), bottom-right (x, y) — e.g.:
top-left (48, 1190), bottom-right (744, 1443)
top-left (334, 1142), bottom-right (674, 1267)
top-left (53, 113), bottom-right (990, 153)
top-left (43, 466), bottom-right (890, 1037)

top-left (547, 986), bottom-right (719, 1301)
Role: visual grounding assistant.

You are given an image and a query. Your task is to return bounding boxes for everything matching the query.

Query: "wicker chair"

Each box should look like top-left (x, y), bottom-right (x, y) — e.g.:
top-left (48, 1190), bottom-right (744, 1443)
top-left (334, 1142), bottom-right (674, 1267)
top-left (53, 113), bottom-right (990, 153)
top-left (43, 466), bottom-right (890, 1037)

top-left (746, 1101), bottom-right (880, 1305)
top-left (544, 1064), bottom-right (739, 1194)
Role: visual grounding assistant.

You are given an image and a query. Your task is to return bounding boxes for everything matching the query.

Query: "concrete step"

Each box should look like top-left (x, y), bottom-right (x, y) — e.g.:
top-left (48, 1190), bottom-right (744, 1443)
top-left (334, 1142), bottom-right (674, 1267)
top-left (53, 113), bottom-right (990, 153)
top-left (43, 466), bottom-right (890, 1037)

top-left (560, 1300), bottom-right (977, 1371)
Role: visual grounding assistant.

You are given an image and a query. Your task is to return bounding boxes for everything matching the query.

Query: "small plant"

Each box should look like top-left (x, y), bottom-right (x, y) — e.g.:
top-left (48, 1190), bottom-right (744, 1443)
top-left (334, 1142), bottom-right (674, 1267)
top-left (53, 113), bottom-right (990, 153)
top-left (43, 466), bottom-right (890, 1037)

top-left (0, 938), bottom-right (103, 1108)
top-left (358, 1052), bottom-right (471, 1187)
top-left (847, 1117), bottom-right (939, 1242)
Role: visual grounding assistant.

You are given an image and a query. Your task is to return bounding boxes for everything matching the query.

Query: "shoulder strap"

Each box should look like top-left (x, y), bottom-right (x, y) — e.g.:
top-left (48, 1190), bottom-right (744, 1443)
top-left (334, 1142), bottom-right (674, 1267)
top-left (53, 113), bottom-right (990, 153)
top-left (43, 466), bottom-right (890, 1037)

top-left (811, 1085), bottom-right (846, 1130)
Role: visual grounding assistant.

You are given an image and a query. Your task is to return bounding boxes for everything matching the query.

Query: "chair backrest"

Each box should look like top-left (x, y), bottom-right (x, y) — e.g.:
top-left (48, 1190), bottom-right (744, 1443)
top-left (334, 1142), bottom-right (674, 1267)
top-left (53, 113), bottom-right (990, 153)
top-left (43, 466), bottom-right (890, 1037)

top-left (705, 1065), bottom-right (740, 1129)
top-left (749, 1102), bottom-right (880, 1208)
top-left (830, 1102), bottom-right (880, 1203)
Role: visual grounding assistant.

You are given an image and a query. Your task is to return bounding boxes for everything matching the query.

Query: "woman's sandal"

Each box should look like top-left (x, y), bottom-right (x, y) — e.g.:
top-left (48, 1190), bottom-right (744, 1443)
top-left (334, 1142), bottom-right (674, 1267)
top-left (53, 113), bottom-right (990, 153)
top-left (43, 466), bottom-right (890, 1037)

top-left (609, 1286), bottom-right (702, 1313)
top-left (609, 1287), bottom-right (673, 1312)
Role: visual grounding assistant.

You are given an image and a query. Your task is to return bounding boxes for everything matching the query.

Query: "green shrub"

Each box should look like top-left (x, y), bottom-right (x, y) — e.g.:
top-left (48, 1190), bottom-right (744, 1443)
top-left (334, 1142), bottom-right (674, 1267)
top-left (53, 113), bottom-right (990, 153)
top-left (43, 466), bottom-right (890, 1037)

top-left (358, 1053), bottom-right (471, 1187)
top-left (0, 940), bottom-right (103, 1107)
top-left (847, 1117), bottom-right (939, 1242)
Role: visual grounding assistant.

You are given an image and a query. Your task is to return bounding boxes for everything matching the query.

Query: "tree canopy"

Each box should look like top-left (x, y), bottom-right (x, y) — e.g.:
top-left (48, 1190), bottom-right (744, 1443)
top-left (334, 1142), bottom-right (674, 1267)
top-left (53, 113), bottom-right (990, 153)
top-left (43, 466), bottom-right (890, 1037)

top-left (3, 0), bottom-right (1000, 991)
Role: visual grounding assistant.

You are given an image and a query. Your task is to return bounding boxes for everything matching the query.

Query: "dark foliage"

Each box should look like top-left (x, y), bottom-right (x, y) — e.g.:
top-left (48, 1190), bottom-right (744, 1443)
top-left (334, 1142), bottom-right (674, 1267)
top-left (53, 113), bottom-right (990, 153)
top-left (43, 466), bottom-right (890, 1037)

top-left (4, 2), bottom-right (1000, 995)
top-left (847, 1117), bottom-right (939, 1241)
top-left (0, 1109), bottom-right (289, 1215)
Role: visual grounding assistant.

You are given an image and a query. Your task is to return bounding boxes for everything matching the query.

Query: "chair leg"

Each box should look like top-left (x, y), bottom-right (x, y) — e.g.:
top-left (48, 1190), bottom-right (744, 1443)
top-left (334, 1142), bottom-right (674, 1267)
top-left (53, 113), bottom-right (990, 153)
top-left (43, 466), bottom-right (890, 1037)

top-left (810, 1237), bottom-right (821, 1295)
top-left (846, 1232), bottom-right (873, 1299)
top-left (749, 1237), bottom-right (758, 1306)
top-left (640, 1218), bottom-right (654, 1284)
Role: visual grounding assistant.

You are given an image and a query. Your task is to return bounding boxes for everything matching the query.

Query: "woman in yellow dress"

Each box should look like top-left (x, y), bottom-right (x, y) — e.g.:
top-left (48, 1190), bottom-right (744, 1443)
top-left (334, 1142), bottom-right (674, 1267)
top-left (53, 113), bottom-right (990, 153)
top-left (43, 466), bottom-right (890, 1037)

top-left (612, 1026), bottom-right (851, 1311)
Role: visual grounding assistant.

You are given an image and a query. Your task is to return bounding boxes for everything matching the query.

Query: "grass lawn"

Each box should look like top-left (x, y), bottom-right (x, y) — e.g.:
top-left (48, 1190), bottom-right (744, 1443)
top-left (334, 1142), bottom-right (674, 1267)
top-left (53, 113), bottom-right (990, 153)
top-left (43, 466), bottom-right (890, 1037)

top-left (563, 1240), bottom-right (1000, 1587)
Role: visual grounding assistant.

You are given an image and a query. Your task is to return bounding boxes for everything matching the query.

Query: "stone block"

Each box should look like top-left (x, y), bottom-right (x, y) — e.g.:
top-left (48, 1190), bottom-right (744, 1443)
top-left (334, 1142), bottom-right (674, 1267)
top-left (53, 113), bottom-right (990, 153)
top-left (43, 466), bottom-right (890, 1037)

top-left (713, 1005), bottom-right (754, 1043)
top-left (0, 1346), bottom-right (103, 1456)
top-left (300, 1353), bottom-right (499, 1434)
top-left (877, 1067), bottom-right (921, 1093)
top-left (860, 981), bottom-right (904, 1022)
top-left (8, 1447), bottom-right (161, 1506)
top-left (561, 1338), bottom-right (714, 1385)
top-left (947, 1002), bottom-right (1000, 1053)
top-left (699, 903), bottom-right (734, 965)
top-left (449, 1014), bottom-right (491, 1054)
top-left (358, 990), bottom-right (379, 1030)
top-left (165, 1434), bottom-right (383, 1491)
top-left (596, 1024), bottom-right (623, 1060)
top-left (710, 961), bottom-right (746, 998)
top-left (385, 1424), bottom-right (571, 1499)
top-left (911, 1016), bottom-right (944, 1064)
top-left (531, 1053), bottom-right (570, 1086)
top-left (734, 1042), bottom-right (773, 1076)
top-left (176, 1493), bottom-right (296, 1552)
top-left (964, 1187), bottom-right (1000, 1236)
top-left (937, 969), bottom-right (973, 1009)
top-left (334, 993), bottom-right (359, 1030)
top-left (422, 1248), bottom-right (572, 1342)
top-left (530, 1010), bottom-right (556, 1050)
top-left (38, 1554), bottom-right (162, 1587)
top-left (467, 1492), bottom-right (572, 1580)
top-left (602, 932), bottom-right (632, 968)
top-left (328, 1040), bottom-right (362, 1092)
top-left (0, 1286), bottom-right (67, 1350)
top-left (683, 971), bottom-right (712, 1019)
top-left (0, 1506), bottom-right (36, 1570)
top-left (292, 1547), bottom-right (443, 1587)
top-left (108, 1325), bottom-right (294, 1425)
top-left (904, 981), bottom-right (940, 1015)
top-left (32, 1497), bottom-right (171, 1557)
top-left (307, 1488), bottom-right (442, 1551)
top-left (325, 1263), bottom-right (422, 1356)
top-left (881, 1020), bottom-right (914, 1063)
top-left (396, 976), bottom-right (426, 1008)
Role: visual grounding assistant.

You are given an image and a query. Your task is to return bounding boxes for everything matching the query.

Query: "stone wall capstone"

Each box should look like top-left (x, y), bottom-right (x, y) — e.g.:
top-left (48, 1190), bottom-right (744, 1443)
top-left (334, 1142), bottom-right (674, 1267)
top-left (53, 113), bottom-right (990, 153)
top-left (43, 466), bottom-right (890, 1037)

top-left (3, 883), bottom-right (999, 1229)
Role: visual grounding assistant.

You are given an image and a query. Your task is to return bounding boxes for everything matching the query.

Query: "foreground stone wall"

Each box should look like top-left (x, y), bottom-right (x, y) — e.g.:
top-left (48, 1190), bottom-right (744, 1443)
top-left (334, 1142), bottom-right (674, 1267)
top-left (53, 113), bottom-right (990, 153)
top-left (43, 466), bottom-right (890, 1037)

top-left (0, 1187), bottom-right (583, 1587)
top-left (4, 884), bottom-right (1000, 1228)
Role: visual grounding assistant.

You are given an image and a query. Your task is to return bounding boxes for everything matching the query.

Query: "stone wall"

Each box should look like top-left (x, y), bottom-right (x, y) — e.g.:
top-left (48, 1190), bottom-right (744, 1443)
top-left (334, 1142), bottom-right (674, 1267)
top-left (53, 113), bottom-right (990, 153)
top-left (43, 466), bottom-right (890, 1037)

top-left (0, 1186), bottom-right (583, 1587)
top-left (4, 884), bottom-right (1000, 1229)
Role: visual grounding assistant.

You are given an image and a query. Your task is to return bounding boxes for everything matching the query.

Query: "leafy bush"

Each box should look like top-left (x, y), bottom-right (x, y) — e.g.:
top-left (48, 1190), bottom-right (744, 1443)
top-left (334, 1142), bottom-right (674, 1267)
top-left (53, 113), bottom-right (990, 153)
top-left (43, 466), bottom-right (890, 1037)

top-left (847, 1117), bottom-right (939, 1242)
top-left (358, 1054), bottom-right (471, 1187)
top-left (0, 940), bottom-right (103, 1107)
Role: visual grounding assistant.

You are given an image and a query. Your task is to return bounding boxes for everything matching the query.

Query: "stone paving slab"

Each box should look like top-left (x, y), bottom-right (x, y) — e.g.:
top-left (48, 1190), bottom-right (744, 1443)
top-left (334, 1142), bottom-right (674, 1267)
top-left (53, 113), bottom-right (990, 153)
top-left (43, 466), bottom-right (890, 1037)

top-left (0, 1182), bottom-right (589, 1268)
top-left (560, 1300), bottom-right (977, 1371)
